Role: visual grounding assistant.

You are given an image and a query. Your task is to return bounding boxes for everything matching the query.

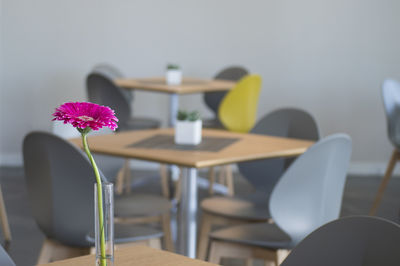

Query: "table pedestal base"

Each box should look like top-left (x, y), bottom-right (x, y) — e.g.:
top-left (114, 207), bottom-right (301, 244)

top-left (178, 168), bottom-right (198, 258)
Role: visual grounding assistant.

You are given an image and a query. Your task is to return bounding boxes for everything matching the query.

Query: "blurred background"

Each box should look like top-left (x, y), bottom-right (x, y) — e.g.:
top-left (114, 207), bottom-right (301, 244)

top-left (1, 0), bottom-right (400, 181)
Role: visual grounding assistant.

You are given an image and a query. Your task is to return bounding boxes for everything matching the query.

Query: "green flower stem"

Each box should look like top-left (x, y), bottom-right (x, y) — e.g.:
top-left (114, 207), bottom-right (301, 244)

top-left (81, 133), bottom-right (107, 266)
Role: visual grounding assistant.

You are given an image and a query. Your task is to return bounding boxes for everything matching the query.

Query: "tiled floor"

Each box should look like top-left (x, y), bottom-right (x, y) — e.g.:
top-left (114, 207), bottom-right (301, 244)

top-left (0, 166), bottom-right (399, 265)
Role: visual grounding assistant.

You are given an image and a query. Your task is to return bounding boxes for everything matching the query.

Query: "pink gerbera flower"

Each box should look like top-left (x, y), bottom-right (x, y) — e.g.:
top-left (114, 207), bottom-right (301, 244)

top-left (52, 102), bottom-right (118, 131)
top-left (52, 102), bottom-right (118, 265)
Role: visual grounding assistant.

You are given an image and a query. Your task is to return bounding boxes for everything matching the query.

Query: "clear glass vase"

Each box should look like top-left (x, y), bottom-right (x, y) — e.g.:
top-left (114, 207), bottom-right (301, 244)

top-left (94, 182), bottom-right (114, 266)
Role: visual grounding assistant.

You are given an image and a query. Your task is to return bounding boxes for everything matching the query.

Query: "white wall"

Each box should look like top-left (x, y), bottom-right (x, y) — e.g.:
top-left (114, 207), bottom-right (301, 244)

top-left (1, 0), bottom-right (400, 174)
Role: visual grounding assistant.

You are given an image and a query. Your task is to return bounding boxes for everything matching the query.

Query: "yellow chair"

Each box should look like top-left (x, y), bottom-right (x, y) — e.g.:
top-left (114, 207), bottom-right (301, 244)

top-left (206, 75), bottom-right (262, 196)
top-left (218, 74), bottom-right (262, 133)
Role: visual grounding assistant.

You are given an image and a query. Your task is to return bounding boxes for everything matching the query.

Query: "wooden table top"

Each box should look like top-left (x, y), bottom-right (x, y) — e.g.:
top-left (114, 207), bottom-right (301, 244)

top-left (70, 129), bottom-right (313, 168)
top-left (114, 77), bottom-right (236, 94)
top-left (40, 246), bottom-right (217, 266)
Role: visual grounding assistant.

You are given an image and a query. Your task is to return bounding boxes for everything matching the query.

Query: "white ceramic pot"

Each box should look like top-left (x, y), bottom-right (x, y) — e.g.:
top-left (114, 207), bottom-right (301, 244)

top-left (175, 120), bottom-right (202, 145)
top-left (166, 69), bottom-right (182, 85)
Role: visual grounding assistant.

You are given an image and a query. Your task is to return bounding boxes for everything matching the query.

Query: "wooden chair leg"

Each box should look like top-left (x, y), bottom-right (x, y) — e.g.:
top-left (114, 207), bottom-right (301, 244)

top-left (115, 237), bottom-right (162, 250)
top-left (197, 213), bottom-right (213, 260)
top-left (37, 238), bottom-right (89, 264)
top-left (160, 165), bottom-right (170, 198)
top-left (148, 238), bottom-right (162, 249)
top-left (215, 165), bottom-right (234, 196)
top-left (264, 260), bottom-right (275, 266)
top-left (225, 165), bottom-right (234, 196)
top-left (370, 149), bottom-right (400, 215)
top-left (208, 240), bottom-right (253, 264)
top-left (274, 249), bottom-right (290, 266)
top-left (208, 167), bottom-right (216, 195)
top-left (161, 213), bottom-right (174, 252)
top-left (115, 160), bottom-right (128, 195)
top-left (198, 212), bottom-right (258, 260)
top-left (124, 160), bottom-right (132, 194)
top-left (0, 185), bottom-right (11, 242)
top-left (209, 240), bottom-right (287, 266)
top-left (217, 166), bottom-right (225, 185)
top-left (253, 248), bottom-right (280, 266)
top-left (208, 241), bottom-right (224, 264)
top-left (90, 246), bottom-right (95, 254)
top-left (37, 239), bottom-right (53, 264)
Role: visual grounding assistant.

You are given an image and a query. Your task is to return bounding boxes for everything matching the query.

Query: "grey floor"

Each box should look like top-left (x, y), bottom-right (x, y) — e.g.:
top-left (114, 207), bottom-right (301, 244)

top-left (0, 166), bottom-right (399, 266)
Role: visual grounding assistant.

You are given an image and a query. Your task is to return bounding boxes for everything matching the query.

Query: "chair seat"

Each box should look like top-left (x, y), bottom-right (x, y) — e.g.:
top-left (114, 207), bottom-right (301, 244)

top-left (202, 118), bottom-right (225, 129)
top-left (201, 195), bottom-right (270, 221)
top-left (119, 117), bottom-right (161, 131)
top-left (115, 194), bottom-right (172, 218)
top-left (210, 222), bottom-right (293, 249)
top-left (87, 224), bottom-right (163, 244)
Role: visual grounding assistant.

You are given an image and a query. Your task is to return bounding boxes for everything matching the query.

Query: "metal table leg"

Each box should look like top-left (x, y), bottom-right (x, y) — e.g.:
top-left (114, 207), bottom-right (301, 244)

top-left (169, 93), bottom-right (180, 188)
top-left (169, 93), bottom-right (179, 127)
top-left (179, 168), bottom-right (198, 258)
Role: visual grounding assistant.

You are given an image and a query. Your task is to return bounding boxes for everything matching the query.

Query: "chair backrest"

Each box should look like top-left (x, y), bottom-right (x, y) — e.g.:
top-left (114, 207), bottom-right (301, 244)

top-left (238, 108), bottom-right (320, 194)
top-left (86, 72), bottom-right (131, 130)
top-left (204, 66), bottom-right (249, 115)
top-left (382, 79), bottom-right (400, 149)
top-left (51, 121), bottom-right (121, 180)
top-left (0, 245), bottom-right (15, 266)
top-left (23, 131), bottom-right (106, 247)
top-left (269, 134), bottom-right (352, 246)
top-left (218, 74), bottom-right (262, 133)
top-left (92, 63), bottom-right (124, 80)
top-left (92, 63), bottom-right (133, 101)
top-left (281, 216), bottom-right (400, 266)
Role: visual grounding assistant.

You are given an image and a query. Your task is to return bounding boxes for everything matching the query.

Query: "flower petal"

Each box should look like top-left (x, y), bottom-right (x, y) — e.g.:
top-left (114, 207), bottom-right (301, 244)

top-left (52, 102), bottom-right (118, 131)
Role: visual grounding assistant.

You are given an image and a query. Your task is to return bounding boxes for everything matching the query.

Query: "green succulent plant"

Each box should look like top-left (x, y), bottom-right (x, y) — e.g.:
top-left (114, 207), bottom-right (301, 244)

top-left (177, 110), bottom-right (188, 121)
top-left (177, 110), bottom-right (200, 121)
top-left (167, 63), bottom-right (180, 70)
top-left (188, 111), bottom-right (200, 121)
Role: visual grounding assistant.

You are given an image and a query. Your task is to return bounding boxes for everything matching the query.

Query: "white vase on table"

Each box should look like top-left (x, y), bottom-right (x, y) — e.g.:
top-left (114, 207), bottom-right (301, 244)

top-left (166, 69), bottom-right (182, 85)
top-left (175, 120), bottom-right (202, 145)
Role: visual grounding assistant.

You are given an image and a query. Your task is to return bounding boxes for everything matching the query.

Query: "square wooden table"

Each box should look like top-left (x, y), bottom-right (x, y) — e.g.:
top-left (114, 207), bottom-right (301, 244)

top-left (114, 77), bottom-right (236, 126)
top-left (70, 129), bottom-right (313, 258)
top-left (40, 245), bottom-right (218, 266)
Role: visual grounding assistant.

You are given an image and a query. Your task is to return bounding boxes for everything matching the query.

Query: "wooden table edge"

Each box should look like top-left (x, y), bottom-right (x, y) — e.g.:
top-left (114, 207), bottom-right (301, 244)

top-left (114, 77), bottom-right (236, 95)
top-left (69, 142), bottom-right (311, 169)
top-left (69, 129), bottom-right (314, 169)
top-left (39, 246), bottom-right (219, 266)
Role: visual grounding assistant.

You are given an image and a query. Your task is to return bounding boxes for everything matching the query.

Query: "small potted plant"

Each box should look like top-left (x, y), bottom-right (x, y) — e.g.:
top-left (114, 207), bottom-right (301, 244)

top-left (166, 63), bottom-right (182, 85)
top-left (175, 110), bottom-right (202, 145)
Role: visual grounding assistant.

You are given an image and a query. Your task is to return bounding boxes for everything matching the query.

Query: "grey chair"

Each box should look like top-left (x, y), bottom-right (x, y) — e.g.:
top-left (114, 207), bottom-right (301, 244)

top-left (0, 245), bottom-right (14, 266)
top-left (92, 63), bottom-right (133, 102)
top-left (51, 120), bottom-right (124, 185)
top-left (202, 67), bottom-right (250, 196)
top-left (23, 132), bottom-right (173, 264)
top-left (207, 134), bottom-right (352, 265)
top-left (370, 78), bottom-right (400, 215)
top-left (86, 72), bottom-right (160, 131)
top-left (281, 216), bottom-right (400, 266)
top-left (203, 66), bottom-right (249, 128)
top-left (86, 72), bottom-right (162, 194)
top-left (198, 108), bottom-right (320, 259)
top-left (92, 63), bottom-right (124, 80)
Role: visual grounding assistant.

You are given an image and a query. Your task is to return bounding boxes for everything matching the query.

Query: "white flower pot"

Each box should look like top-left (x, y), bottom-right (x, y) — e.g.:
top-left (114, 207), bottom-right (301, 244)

top-left (175, 120), bottom-right (202, 145)
top-left (166, 69), bottom-right (182, 85)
